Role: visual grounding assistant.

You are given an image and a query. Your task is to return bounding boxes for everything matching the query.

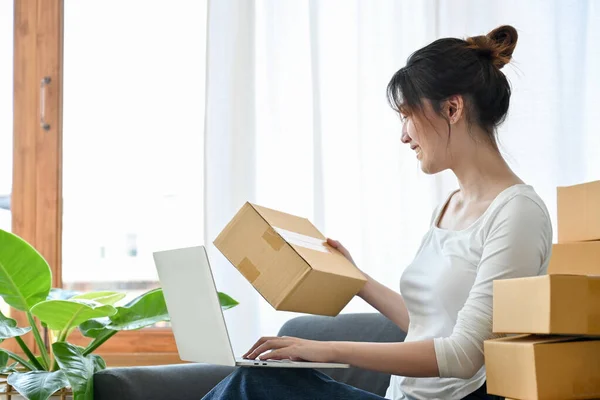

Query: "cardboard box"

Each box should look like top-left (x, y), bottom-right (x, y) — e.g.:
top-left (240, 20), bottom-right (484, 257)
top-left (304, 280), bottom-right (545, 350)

top-left (214, 202), bottom-right (367, 316)
top-left (484, 335), bottom-right (600, 400)
top-left (548, 241), bottom-right (600, 275)
top-left (493, 275), bottom-right (600, 335)
top-left (557, 180), bottom-right (600, 242)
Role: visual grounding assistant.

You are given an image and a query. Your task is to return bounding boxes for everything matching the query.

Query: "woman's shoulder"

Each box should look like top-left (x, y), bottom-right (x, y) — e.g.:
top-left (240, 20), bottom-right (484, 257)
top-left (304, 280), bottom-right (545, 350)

top-left (490, 184), bottom-right (549, 217)
top-left (482, 184), bottom-right (553, 238)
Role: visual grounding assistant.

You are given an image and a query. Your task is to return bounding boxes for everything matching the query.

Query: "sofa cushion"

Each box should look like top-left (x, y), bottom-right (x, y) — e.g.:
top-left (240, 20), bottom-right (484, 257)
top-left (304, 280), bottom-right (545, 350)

top-left (94, 363), bottom-right (234, 400)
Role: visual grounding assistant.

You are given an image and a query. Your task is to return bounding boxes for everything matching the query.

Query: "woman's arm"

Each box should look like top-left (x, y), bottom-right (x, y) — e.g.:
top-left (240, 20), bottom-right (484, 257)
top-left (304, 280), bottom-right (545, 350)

top-left (332, 340), bottom-right (439, 377)
top-left (327, 239), bottom-right (410, 332)
top-left (244, 336), bottom-right (439, 378)
top-left (357, 273), bottom-right (410, 332)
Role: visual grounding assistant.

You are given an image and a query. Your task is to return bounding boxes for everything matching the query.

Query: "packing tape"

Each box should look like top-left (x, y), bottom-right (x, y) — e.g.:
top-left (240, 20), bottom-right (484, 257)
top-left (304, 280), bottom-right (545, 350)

top-left (273, 227), bottom-right (330, 253)
top-left (237, 257), bottom-right (260, 283)
top-left (262, 228), bottom-right (285, 251)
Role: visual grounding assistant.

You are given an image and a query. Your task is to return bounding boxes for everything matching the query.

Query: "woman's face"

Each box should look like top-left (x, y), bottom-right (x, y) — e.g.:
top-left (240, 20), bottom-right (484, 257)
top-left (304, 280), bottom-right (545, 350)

top-left (400, 101), bottom-right (452, 174)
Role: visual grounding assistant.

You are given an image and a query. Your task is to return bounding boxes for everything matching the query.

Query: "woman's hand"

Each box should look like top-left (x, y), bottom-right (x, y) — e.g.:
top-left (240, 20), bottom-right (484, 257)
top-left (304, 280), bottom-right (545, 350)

top-left (242, 336), bottom-right (336, 363)
top-left (327, 238), bottom-right (357, 266)
top-left (328, 238), bottom-right (372, 298)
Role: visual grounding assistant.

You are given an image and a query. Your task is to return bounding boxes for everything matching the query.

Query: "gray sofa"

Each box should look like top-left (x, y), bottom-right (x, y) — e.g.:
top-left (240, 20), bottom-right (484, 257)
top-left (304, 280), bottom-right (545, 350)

top-left (94, 313), bottom-right (406, 399)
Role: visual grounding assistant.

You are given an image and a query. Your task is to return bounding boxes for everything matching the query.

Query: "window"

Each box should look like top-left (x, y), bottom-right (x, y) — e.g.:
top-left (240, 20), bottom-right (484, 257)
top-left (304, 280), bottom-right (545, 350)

top-left (11, 0), bottom-right (208, 366)
top-left (62, 2), bottom-right (207, 310)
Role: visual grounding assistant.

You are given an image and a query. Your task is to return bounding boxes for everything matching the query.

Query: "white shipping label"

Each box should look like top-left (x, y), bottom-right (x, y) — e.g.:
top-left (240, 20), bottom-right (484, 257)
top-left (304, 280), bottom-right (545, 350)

top-left (273, 227), bottom-right (330, 253)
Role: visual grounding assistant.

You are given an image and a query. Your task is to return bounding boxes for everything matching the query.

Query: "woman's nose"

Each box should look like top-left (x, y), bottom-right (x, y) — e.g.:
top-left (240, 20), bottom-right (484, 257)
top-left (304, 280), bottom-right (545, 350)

top-left (401, 126), bottom-right (410, 144)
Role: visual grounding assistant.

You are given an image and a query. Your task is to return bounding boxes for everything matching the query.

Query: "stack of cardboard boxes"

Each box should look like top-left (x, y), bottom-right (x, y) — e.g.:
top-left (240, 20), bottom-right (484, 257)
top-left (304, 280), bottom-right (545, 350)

top-left (484, 181), bottom-right (600, 400)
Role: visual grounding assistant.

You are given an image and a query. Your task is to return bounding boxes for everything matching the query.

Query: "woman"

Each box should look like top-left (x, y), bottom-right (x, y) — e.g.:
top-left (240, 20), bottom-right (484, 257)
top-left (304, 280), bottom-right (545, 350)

top-left (203, 25), bottom-right (552, 400)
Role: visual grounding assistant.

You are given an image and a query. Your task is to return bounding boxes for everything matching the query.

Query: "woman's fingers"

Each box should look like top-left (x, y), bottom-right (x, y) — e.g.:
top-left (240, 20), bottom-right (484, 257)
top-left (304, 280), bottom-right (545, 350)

top-left (327, 238), bottom-right (347, 254)
top-left (246, 338), bottom-right (292, 360)
top-left (259, 347), bottom-right (293, 361)
top-left (242, 336), bottom-right (279, 359)
top-left (327, 238), bottom-right (355, 264)
top-left (326, 238), bottom-right (339, 248)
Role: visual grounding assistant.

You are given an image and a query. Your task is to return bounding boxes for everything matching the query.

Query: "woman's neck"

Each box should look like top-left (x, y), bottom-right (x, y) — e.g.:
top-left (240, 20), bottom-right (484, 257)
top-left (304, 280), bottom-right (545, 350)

top-left (451, 144), bottom-right (523, 203)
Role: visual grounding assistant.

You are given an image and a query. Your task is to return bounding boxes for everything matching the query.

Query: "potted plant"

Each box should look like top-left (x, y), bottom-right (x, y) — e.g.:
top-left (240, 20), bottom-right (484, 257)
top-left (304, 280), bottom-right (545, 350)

top-left (0, 229), bottom-right (238, 400)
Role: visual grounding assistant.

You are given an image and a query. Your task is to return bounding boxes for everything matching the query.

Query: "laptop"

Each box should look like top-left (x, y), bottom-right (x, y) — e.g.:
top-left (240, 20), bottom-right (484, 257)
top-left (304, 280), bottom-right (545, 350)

top-left (153, 245), bottom-right (350, 369)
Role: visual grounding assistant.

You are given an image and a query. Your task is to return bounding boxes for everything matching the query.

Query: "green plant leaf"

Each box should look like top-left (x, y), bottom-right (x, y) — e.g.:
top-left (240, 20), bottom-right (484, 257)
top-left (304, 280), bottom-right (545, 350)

top-left (26, 312), bottom-right (51, 370)
top-left (79, 289), bottom-right (238, 356)
top-left (0, 351), bottom-right (7, 369)
top-left (31, 299), bottom-right (117, 331)
top-left (0, 230), bottom-right (52, 311)
top-left (78, 318), bottom-right (111, 339)
top-left (52, 342), bottom-right (94, 400)
top-left (106, 288), bottom-right (169, 331)
top-left (78, 289), bottom-right (171, 354)
top-left (0, 348), bottom-right (36, 371)
top-left (72, 291), bottom-right (126, 306)
top-left (89, 354), bottom-right (106, 373)
top-left (7, 370), bottom-right (68, 400)
top-left (81, 329), bottom-right (117, 357)
top-left (0, 308), bottom-right (31, 339)
top-left (14, 336), bottom-right (44, 370)
top-left (0, 361), bottom-right (20, 374)
top-left (57, 293), bottom-right (123, 340)
top-left (218, 292), bottom-right (239, 310)
top-left (35, 356), bottom-right (45, 368)
top-left (78, 289), bottom-right (237, 335)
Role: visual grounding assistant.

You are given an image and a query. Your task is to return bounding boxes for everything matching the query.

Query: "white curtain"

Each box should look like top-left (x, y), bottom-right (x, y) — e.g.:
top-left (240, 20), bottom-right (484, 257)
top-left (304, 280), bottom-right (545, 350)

top-left (204, 0), bottom-right (600, 354)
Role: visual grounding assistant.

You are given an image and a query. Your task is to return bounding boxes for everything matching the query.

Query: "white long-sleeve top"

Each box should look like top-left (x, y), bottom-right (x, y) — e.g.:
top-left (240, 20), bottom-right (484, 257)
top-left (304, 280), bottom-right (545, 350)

top-left (385, 184), bottom-right (552, 400)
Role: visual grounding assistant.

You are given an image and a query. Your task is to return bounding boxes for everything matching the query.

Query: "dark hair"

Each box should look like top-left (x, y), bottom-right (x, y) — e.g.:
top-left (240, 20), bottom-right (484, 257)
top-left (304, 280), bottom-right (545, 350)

top-left (387, 25), bottom-right (518, 146)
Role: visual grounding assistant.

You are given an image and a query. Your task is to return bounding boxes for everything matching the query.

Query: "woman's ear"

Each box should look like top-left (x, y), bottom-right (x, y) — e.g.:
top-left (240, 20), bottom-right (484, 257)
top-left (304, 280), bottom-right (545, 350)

top-left (445, 95), bottom-right (464, 125)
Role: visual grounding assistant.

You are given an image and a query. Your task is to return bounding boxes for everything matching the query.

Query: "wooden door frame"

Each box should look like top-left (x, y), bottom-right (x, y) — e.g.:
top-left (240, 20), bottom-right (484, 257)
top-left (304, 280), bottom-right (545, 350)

top-left (10, 0), bottom-right (179, 366)
top-left (8, 0), bottom-right (56, 355)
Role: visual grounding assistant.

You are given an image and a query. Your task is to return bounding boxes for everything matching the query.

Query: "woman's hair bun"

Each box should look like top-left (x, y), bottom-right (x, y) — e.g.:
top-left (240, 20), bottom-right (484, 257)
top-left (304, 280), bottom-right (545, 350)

top-left (466, 25), bottom-right (518, 69)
